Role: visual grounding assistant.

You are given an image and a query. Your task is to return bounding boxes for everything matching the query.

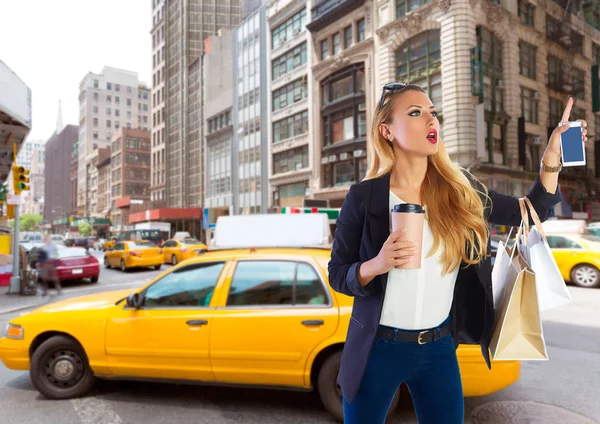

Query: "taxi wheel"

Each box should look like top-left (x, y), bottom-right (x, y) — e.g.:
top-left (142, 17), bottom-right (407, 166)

top-left (316, 350), bottom-right (399, 423)
top-left (120, 260), bottom-right (127, 272)
top-left (104, 257), bottom-right (110, 269)
top-left (30, 335), bottom-right (96, 399)
top-left (90, 276), bottom-right (99, 283)
top-left (571, 264), bottom-right (600, 288)
top-left (154, 264), bottom-right (161, 270)
top-left (171, 255), bottom-right (178, 266)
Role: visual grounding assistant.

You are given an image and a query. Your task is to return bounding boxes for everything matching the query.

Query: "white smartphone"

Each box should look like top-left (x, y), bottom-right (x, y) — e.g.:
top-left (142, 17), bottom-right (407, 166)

top-left (560, 121), bottom-right (586, 167)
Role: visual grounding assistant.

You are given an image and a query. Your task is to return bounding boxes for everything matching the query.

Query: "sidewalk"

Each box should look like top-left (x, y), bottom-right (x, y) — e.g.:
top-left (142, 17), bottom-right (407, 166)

top-left (0, 288), bottom-right (48, 315)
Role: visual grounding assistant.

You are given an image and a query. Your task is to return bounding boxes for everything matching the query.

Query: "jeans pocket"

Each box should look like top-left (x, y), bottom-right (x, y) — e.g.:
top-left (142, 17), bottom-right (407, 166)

top-left (373, 337), bottom-right (390, 348)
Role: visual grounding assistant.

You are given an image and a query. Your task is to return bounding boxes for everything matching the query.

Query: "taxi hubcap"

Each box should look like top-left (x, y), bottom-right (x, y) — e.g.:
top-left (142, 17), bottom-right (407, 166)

top-left (45, 349), bottom-right (85, 388)
top-left (575, 267), bottom-right (598, 286)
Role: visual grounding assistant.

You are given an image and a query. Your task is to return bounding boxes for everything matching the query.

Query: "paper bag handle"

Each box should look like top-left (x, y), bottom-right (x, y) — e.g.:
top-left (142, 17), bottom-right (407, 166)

top-left (522, 197), bottom-right (547, 241)
top-left (518, 198), bottom-right (530, 240)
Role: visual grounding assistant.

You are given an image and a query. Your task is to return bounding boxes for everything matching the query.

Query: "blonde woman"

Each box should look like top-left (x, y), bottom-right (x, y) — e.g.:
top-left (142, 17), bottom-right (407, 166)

top-left (328, 84), bottom-right (586, 423)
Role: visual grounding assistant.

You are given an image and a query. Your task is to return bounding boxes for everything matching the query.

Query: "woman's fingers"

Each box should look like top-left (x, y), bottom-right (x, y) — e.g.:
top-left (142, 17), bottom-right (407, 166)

top-left (394, 257), bottom-right (414, 267)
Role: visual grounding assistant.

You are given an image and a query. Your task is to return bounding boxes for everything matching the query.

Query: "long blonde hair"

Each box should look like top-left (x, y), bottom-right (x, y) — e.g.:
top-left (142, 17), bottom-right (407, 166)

top-left (366, 85), bottom-right (489, 274)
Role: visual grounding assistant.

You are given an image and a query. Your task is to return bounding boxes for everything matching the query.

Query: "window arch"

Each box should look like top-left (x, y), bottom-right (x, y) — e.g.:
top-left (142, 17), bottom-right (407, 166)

top-left (395, 30), bottom-right (442, 110)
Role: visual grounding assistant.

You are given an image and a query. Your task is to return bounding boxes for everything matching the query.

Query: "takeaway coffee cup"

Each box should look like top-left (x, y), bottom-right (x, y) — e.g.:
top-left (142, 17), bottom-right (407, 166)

top-left (391, 203), bottom-right (425, 269)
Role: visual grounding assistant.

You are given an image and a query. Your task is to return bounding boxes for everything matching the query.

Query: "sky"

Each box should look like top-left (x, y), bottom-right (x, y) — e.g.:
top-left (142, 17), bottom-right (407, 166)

top-left (0, 0), bottom-right (152, 142)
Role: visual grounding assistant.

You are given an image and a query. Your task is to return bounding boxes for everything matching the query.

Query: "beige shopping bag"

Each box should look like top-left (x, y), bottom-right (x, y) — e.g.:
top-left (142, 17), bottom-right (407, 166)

top-left (490, 214), bottom-right (548, 361)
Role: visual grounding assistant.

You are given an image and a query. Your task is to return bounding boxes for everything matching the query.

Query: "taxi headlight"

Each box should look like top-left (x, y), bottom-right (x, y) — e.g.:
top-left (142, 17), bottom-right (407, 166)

top-left (5, 323), bottom-right (24, 340)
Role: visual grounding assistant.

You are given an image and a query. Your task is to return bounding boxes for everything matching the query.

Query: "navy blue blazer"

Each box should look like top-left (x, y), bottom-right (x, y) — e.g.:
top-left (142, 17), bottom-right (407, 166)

top-left (328, 170), bottom-right (562, 403)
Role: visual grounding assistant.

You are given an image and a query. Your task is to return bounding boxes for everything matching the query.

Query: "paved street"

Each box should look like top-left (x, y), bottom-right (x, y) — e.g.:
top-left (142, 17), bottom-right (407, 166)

top-left (0, 256), bottom-right (598, 424)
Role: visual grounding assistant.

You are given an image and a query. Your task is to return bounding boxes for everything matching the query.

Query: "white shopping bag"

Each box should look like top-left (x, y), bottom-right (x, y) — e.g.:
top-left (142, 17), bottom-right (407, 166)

top-left (520, 197), bottom-right (572, 312)
top-left (491, 229), bottom-right (519, 311)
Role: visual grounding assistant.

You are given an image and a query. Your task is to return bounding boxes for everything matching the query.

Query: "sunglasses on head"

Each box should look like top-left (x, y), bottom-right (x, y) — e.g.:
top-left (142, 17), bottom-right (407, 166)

top-left (378, 83), bottom-right (407, 111)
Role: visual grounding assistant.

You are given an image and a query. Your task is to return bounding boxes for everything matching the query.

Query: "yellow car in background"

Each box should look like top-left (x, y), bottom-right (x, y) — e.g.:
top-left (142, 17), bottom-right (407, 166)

top-left (0, 247), bottom-right (520, 422)
top-left (102, 237), bottom-right (118, 251)
top-left (546, 233), bottom-right (600, 288)
top-left (161, 238), bottom-right (208, 265)
top-left (103, 240), bottom-right (163, 272)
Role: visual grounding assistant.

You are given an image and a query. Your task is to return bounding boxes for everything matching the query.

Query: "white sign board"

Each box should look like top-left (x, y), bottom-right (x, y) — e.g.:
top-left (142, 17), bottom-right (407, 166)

top-left (0, 60), bottom-right (32, 128)
top-left (214, 214), bottom-right (331, 249)
top-left (7, 194), bottom-right (20, 205)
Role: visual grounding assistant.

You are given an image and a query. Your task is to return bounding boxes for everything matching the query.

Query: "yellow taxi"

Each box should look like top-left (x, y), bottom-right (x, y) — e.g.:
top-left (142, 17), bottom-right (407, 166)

top-left (102, 236), bottom-right (118, 251)
top-left (161, 238), bottom-right (208, 265)
top-left (546, 233), bottom-right (600, 288)
top-left (103, 240), bottom-right (163, 272)
top-left (0, 247), bottom-right (519, 422)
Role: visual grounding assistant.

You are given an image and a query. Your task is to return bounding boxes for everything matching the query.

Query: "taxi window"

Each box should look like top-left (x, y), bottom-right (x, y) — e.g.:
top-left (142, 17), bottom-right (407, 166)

top-left (227, 261), bottom-right (295, 306)
top-left (143, 262), bottom-right (225, 307)
top-left (547, 236), bottom-right (581, 249)
top-left (226, 261), bottom-right (328, 307)
top-left (113, 243), bottom-right (125, 251)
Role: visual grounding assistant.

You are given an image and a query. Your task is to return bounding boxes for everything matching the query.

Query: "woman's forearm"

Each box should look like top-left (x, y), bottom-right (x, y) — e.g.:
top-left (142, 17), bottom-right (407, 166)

top-left (540, 150), bottom-right (560, 195)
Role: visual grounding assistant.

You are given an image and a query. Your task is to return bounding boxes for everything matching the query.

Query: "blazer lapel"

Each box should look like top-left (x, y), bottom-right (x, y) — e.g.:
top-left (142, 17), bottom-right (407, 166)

top-left (367, 174), bottom-right (391, 291)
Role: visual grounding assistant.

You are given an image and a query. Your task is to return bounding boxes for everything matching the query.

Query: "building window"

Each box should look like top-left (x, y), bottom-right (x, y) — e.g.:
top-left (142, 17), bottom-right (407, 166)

top-left (521, 87), bottom-right (539, 124)
top-left (106, 107), bottom-right (111, 116)
top-left (571, 31), bottom-right (583, 54)
top-left (356, 19), bottom-right (365, 42)
top-left (106, 120), bottom-right (112, 128)
top-left (546, 14), bottom-right (560, 39)
top-left (93, 106), bottom-right (98, 114)
top-left (344, 26), bottom-right (352, 49)
top-left (518, 0), bottom-right (535, 27)
top-left (115, 84), bottom-right (120, 92)
top-left (93, 79), bottom-right (99, 88)
top-left (93, 131), bottom-right (98, 140)
top-left (573, 68), bottom-right (585, 100)
top-left (93, 93), bottom-right (98, 102)
top-left (547, 55), bottom-right (563, 90)
top-left (273, 145), bottom-right (309, 174)
top-left (115, 109), bottom-right (120, 117)
top-left (276, 182), bottom-right (306, 207)
top-left (395, 30), bottom-right (442, 109)
top-left (272, 78), bottom-right (308, 111)
top-left (571, 106), bottom-right (586, 121)
top-left (549, 97), bottom-right (563, 126)
top-left (396, 0), bottom-right (432, 18)
top-left (332, 33), bottom-right (341, 55)
top-left (519, 41), bottom-right (536, 80)
top-left (107, 82), bottom-right (112, 90)
top-left (271, 9), bottom-right (306, 50)
top-left (321, 65), bottom-right (367, 148)
top-left (593, 43), bottom-right (600, 64)
top-left (273, 111), bottom-right (309, 143)
top-left (525, 134), bottom-right (542, 172)
top-left (93, 118), bottom-right (98, 127)
top-left (127, 98), bottom-right (132, 107)
top-left (272, 43), bottom-right (307, 80)
top-left (107, 95), bottom-right (112, 104)
top-left (320, 39), bottom-right (329, 61)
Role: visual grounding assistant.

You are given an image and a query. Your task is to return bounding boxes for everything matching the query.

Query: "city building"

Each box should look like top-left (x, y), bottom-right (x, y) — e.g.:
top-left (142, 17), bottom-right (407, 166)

top-left (138, 0), bottom-right (241, 238)
top-left (70, 144), bottom-right (78, 216)
top-left (96, 148), bottom-right (111, 220)
top-left (16, 138), bottom-right (43, 170)
top-left (44, 124), bottom-right (79, 225)
top-left (77, 66), bottom-right (150, 216)
top-left (23, 144), bottom-right (45, 216)
top-left (203, 30), bottom-right (234, 233)
top-left (110, 129), bottom-right (151, 230)
top-left (368, 0), bottom-right (600, 219)
top-left (267, 0), bottom-right (313, 209)
top-left (232, 5), bottom-right (270, 214)
top-left (150, 0), bottom-right (166, 203)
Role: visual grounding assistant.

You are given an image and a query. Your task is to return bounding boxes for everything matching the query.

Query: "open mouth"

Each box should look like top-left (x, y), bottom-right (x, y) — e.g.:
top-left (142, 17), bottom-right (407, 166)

top-left (426, 129), bottom-right (438, 143)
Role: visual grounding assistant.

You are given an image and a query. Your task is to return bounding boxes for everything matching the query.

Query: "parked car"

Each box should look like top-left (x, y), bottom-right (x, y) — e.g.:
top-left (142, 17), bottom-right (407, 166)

top-left (104, 241), bottom-right (163, 272)
top-left (37, 247), bottom-right (100, 284)
top-left (0, 247), bottom-right (520, 423)
top-left (65, 238), bottom-right (91, 249)
top-left (160, 238), bottom-right (207, 265)
top-left (546, 233), bottom-right (600, 288)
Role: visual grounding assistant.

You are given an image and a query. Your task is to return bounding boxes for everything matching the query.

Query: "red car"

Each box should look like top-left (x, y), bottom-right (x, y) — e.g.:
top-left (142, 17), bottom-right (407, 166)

top-left (38, 247), bottom-right (100, 283)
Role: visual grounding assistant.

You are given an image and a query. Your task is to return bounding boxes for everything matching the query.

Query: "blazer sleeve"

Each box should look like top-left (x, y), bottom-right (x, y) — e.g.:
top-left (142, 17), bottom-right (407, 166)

top-left (482, 174), bottom-right (562, 227)
top-left (328, 185), bottom-right (378, 298)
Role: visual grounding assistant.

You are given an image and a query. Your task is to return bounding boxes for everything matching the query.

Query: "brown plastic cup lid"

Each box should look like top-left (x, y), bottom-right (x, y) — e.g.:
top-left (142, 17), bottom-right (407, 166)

top-left (391, 203), bottom-right (425, 214)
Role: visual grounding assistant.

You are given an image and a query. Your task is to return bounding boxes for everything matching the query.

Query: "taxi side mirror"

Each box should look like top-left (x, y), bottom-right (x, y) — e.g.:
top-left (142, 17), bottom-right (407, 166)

top-left (126, 293), bottom-right (142, 309)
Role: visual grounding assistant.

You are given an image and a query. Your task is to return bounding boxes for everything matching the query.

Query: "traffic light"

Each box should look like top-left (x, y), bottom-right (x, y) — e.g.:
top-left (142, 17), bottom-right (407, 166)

top-left (12, 166), bottom-right (29, 194)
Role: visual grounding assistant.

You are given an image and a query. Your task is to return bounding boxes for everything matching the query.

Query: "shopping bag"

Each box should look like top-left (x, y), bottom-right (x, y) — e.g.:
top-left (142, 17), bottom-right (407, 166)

top-left (521, 197), bottom-right (572, 311)
top-left (490, 245), bottom-right (548, 361)
top-left (491, 228), bottom-right (518, 310)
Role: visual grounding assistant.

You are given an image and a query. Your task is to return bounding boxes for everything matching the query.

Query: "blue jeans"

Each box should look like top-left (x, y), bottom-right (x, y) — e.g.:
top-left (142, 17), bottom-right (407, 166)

top-left (342, 318), bottom-right (464, 424)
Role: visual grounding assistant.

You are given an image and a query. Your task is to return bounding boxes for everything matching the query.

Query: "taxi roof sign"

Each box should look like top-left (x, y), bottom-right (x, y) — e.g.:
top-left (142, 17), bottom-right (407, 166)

top-left (214, 214), bottom-right (332, 249)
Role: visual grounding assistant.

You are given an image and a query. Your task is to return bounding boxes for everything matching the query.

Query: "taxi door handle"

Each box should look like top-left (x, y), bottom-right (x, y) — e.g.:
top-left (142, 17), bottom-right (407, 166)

top-left (302, 320), bottom-right (324, 326)
top-left (187, 320), bottom-right (208, 326)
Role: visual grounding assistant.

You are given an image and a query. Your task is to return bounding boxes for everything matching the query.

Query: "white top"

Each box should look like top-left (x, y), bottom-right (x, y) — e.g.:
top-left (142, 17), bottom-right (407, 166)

top-left (379, 191), bottom-right (459, 330)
